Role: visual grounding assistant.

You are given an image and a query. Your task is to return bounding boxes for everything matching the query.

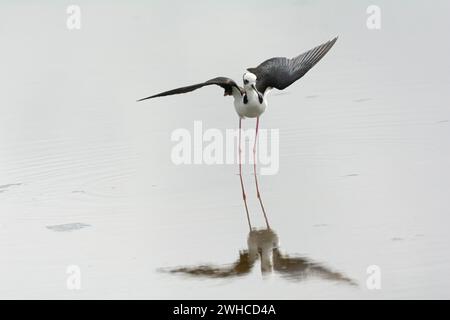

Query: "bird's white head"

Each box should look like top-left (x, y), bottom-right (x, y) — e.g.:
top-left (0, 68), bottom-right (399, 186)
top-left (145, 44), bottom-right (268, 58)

top-left (243, 72), bottom-right (257, 88)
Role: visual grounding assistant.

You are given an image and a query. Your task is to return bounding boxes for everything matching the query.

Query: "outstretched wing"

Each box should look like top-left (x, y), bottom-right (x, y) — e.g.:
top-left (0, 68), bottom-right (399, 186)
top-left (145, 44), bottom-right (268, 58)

top-left (137, 77), bottom-right (242, 102)
top-left (247, 37), bottom-right (338, 94)
top-left (272, 249), bottom-right (356, 285)
top-left (160, 252), bottom-right (254, 279)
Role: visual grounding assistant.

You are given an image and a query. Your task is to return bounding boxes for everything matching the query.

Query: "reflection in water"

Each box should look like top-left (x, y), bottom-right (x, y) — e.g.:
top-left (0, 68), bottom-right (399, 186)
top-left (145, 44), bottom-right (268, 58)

top-left (163, 122), bottom-right (356, 284)
top-left (164, 228), bottom-right (356, 285)
top-left (165, 161), bottom-right (355, 285)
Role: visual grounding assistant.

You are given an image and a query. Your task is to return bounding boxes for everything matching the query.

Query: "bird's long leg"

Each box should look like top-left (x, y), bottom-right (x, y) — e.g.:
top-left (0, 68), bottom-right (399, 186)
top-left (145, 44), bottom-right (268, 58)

top-left (253, 117), bottom-right (270, 229)
top-left (239, 118), bottom-right (252, 230)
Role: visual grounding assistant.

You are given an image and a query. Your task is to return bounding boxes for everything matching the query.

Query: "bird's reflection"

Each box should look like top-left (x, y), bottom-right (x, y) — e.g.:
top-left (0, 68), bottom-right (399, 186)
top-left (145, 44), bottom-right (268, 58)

top-left (163, 141), bottom-right (355, 285)
top-left (164, 228), bottom-right (356, 285)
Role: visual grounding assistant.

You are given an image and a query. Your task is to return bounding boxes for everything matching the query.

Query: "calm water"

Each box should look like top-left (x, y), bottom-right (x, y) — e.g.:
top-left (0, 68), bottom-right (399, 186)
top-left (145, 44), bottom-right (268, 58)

top-left (1, 0), bottom-right (450, 299)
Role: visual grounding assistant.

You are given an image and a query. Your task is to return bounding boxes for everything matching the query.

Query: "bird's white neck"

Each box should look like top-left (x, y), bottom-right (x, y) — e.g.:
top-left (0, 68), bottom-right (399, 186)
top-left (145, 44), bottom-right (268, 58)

top-left (245, 86), bottom-right (258, 98)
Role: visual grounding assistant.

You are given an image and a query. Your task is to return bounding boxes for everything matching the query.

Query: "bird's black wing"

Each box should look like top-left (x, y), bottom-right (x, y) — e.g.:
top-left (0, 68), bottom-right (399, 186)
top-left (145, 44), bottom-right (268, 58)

top-left (247, 37), bottom-right (338, 94)
top-left (161, 252), bottom-right (254, 279)
top-left (137, 77), bottom-right (243, 101)
top-left (272, 249), bottom-right (356, 285)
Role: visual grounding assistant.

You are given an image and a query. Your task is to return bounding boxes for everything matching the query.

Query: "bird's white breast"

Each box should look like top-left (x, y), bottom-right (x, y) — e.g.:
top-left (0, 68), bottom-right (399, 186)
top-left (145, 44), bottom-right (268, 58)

top-left (234, 89), bottom-right (267, 119)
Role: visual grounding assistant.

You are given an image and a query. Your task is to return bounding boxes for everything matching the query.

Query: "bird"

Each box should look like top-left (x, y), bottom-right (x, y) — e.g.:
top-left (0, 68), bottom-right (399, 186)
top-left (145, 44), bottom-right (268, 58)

top-left (163, 227), bottom-right (356, 285)
top-left (138, 37), bottom-right (338, 229)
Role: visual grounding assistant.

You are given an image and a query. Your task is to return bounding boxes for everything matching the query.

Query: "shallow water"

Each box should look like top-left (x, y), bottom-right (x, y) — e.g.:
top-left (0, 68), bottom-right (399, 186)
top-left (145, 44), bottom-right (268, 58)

top-left (1, 0), bottom-right (450, 299)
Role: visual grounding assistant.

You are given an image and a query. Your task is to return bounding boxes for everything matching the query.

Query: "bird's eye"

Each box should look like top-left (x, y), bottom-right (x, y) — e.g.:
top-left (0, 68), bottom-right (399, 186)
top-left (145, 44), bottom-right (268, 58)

top-left (244, 80), bottom-right (249, 84)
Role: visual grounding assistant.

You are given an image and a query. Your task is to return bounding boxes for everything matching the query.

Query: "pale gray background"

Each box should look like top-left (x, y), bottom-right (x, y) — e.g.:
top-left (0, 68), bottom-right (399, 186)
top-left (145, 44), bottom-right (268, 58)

top-left (1, 0), bottom-right (450, 299)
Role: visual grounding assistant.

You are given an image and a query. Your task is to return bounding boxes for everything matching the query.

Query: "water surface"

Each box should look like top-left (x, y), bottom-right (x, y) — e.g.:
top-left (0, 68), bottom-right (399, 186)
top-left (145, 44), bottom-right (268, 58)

top-left (1, 0), bottom-right (450, 299)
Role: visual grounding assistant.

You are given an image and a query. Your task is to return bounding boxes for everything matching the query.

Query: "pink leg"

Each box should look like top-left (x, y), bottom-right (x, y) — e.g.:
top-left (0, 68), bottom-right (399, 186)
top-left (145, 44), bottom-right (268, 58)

top-left (253, 117), bottom-right (270, 229)
top-left (239, 118), bottom-right (252, 230)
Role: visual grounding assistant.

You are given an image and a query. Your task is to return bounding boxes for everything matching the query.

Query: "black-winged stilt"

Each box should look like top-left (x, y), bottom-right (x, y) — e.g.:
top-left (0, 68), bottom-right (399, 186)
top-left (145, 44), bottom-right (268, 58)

top-left (138, 37), bottom-right (338, 229)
